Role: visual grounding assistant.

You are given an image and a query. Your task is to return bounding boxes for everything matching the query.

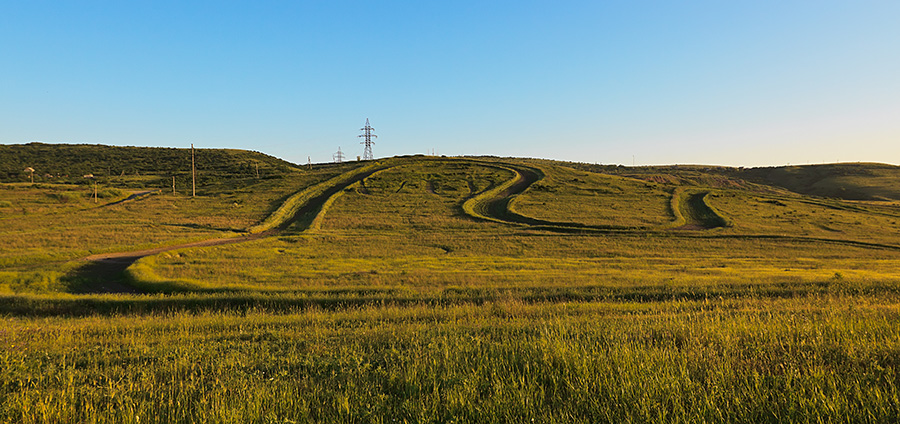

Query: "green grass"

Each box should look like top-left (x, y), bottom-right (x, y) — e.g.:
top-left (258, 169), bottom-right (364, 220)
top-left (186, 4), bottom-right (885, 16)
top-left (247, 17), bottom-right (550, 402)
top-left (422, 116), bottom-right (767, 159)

top-left (3, 150), bottom-right (900, 422)
top-left (510, 162), bottom-right (673, 228)
top-left (1, 295), bottom-right (898, 423)
top-left (0, 163), bottom-right (354, 292)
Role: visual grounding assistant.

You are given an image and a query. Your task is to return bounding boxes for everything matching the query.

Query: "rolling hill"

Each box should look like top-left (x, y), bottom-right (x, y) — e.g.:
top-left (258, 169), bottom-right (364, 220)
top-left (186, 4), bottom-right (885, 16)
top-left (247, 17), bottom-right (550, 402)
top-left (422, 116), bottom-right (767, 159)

top-left (2, 144), bottom-right (900, 423)
top-left (0, 142), bottom-right (302, 185)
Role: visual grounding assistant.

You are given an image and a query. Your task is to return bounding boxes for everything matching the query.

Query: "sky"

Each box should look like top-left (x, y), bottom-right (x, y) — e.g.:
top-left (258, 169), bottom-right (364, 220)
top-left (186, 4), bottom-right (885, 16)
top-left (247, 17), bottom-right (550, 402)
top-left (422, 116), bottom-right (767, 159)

top-left (2, 1), bottom-right (899, 167)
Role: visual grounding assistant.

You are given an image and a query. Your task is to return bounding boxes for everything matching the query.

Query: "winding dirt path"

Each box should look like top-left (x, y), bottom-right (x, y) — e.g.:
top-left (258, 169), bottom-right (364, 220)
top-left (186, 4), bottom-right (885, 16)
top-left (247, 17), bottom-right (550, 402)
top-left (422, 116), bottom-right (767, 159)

top-left (69, 157), bottom-right (900, 293)
top-left (73, 233), bottom-right (273, 293)
top-left (672, 191), bottom-right (728, 230)
top-left (71, 163), bottom-right (391, 293)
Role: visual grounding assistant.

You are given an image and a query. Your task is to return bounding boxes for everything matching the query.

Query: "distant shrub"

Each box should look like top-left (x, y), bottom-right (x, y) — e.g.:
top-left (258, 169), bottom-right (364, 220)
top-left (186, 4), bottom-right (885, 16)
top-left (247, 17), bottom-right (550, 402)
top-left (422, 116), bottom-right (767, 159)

top-left (97, 187), bottom-right (125, 199)
top-left (0, 200), bottom-right (11, 207)
top-left (47, 192), bottom-right (84, 203)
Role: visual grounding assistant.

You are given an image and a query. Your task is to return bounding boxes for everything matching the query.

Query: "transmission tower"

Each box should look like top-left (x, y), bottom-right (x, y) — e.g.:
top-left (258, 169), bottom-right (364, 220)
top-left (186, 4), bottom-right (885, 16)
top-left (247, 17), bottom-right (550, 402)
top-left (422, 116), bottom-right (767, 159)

top-left (333, 146), bottom-right (345, 163)
top-left (358, 118), bottom-right (377, 160)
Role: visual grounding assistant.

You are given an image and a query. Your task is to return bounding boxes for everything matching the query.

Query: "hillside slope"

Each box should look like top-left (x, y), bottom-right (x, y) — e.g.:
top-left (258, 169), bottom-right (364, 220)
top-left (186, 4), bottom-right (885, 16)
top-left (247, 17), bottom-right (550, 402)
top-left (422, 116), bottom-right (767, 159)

top-left (567, 161), bottom-right (900, 201)
top-left (0, 142), bottom-right (301, 182)
top-left (731, 163), bottom-right (900, 201)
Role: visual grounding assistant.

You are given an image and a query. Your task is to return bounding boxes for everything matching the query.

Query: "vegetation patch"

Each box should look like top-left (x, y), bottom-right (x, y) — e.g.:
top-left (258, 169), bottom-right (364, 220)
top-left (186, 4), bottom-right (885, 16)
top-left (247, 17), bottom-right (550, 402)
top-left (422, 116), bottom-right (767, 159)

top-left (3, 146), bottom-right (900, 422)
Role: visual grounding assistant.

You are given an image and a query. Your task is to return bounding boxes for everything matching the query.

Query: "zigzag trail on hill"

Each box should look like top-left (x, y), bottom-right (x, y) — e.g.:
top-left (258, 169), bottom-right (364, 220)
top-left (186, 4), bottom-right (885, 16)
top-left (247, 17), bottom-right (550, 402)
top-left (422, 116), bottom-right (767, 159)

top-left (462, 161), bottom-right (727, 232)
top-left (73, 162), bottom-right (396, 293)
top-left (460, 161), bottom-right (900, 252)
top-left (71, 157), bottom-right (900, 293)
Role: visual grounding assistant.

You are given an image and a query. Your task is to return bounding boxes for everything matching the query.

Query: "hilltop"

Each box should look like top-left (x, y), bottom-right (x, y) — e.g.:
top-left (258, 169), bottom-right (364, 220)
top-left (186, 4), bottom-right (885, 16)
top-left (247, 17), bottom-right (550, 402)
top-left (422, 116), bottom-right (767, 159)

top-left (5, 143), bottom-right (900, 201)
top-left (563, 160), bottom-right (900, 201)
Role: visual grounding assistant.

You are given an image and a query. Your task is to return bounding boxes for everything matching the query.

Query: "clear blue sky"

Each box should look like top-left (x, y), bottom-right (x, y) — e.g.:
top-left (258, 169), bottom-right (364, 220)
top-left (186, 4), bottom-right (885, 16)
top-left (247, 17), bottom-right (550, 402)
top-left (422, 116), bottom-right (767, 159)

top-left (2, 1), bottom-right (898, 167)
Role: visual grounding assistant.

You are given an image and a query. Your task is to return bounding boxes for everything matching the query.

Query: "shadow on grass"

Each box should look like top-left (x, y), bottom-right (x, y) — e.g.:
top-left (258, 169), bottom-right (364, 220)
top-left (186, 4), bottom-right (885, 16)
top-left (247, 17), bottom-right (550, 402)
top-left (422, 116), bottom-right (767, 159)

top-left (4, 280), bottom-right (896, 318)
top-left (62, 257), bottom-right (143, 294)
top-left (161, 223), bottom-right (248, 233)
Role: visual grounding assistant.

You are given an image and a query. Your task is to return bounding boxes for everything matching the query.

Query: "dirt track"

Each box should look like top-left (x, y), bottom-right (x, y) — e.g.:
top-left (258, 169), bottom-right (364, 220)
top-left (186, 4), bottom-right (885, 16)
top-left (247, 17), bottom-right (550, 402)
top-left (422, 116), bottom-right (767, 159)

top-left (71, 163), bottom-right (390, 293)
top-left (74, 233), bottom-right (271, 293)
top-left (66, 157), bottom-right (900, 293)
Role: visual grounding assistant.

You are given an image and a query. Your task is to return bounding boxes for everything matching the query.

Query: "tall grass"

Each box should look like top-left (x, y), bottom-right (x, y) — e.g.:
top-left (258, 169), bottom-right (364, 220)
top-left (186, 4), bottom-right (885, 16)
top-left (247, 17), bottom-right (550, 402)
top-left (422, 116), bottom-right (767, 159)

top-left (1, 295), bottom-right (898, 423)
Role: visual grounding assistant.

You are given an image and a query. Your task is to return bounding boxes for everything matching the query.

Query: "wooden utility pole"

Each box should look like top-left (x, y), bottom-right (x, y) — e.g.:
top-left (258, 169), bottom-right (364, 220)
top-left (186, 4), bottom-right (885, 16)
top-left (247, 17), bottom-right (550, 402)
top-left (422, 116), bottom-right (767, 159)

top-left (191, 144), bottom-right (196, 197)
top-left (93, 182), bottom-right (98, 203)
top-left (172, 176), bottom-right (176, 195)
top-left (255, 162), bottom-right (260, 179)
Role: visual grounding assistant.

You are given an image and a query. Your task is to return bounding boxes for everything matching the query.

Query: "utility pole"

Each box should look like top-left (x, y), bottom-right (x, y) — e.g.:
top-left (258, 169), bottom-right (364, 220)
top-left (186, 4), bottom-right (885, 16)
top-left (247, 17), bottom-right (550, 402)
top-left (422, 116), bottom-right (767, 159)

top-left (255, 162), bottom-right (260, 179)
top-left (93, 181), bottom-right (98, 203)
top-left (358, 118), bottom-right (377, 161)
top-left (191, 144), bottom-right (196, 198)
top-left (333, 147), bottom-right (345, 163)
top-left (308, 156), bottom-right (312, 170)
top-left (172, 176), bottom-right (176, 195)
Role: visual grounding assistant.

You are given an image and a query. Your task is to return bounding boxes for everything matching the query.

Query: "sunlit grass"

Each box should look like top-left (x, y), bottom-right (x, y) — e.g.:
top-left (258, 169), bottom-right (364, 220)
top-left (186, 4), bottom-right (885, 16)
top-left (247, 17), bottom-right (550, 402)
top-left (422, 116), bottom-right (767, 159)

top-left (1, 295), bottom-right (898, 423)
top-left (4, 155), bottom-right (900, 422)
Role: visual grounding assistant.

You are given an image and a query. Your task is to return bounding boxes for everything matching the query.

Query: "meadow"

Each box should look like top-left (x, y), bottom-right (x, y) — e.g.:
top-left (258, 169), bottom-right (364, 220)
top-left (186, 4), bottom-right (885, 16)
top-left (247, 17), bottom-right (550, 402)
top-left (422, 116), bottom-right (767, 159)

top-left (1, 145), bottom-right (899, 422)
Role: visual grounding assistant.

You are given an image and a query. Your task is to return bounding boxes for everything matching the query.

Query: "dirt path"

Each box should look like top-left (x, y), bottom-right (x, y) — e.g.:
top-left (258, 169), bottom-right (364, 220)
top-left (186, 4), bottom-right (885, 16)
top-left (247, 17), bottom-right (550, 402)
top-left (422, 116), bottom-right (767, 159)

top-left (73, 233), bottom-right (272, 293)
top-left (70, 163), bottom-right (391, 294)
top-left (65, 157), bottom-right (900, 293)
top-left (672, 191), bottom-right (728, 230)
top-left (103, 190), bottom-right (156, 207)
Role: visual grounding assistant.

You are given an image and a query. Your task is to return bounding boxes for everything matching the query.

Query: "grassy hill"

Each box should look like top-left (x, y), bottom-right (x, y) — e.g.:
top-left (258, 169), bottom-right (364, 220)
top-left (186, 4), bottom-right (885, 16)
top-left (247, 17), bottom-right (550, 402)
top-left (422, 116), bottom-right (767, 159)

top-left (570, 161), bottom-right (900, 201)
top-left (0, 142), bottom-right (302, 188)
top-left (731, 162), bottom-right (900, 200)
top-left (2, 146), bottom-right (900, 423)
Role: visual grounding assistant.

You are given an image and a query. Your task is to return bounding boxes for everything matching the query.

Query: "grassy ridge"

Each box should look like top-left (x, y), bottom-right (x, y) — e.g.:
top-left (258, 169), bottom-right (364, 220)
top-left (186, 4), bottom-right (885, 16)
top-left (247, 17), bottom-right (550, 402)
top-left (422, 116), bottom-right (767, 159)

top-left (735, 162), bottom-right (900, 200)
top-left (0, 142), bottom-right (299, 184)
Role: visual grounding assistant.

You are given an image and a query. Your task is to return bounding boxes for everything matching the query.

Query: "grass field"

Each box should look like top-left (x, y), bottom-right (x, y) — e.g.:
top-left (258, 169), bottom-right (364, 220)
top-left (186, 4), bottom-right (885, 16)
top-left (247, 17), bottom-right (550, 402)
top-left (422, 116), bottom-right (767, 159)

top-left (1, 146), bottom-right (899, 422)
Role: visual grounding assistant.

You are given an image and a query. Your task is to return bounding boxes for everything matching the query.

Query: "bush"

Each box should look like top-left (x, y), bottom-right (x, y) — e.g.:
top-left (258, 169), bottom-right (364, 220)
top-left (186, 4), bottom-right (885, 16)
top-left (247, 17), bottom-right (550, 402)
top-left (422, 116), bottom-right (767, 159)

top-left (47, 192), bottom-right (84, 203)
top-left (97, 187), bottom-right (125, 199)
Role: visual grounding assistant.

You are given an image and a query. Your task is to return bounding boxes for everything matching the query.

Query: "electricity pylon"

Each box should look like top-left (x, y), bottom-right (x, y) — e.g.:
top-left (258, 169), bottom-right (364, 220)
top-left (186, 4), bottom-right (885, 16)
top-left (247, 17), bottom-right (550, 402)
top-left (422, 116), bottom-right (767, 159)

top-left (358, 118), bottom-right (377, 161)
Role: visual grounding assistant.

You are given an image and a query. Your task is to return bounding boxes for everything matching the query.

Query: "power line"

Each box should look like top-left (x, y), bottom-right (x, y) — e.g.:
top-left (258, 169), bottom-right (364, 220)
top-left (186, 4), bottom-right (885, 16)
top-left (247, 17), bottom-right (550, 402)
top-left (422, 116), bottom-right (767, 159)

top-left (358, 118), bottom-right (377, 161)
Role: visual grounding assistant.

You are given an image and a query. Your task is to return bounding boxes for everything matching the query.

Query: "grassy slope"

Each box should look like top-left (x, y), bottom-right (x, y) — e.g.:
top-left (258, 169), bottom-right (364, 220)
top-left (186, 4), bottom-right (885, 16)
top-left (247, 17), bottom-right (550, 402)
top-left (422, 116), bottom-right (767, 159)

top-left (586, 161), bottom-right (900, 201)
top-left (144, 158), bottom-right (900, 296)
top-left (0, 147), bottom-right (362, 292)
top-left (734, 162), bottom-right (900, 201)
top-left (0, 142), bottom-right (301, 190)
top-left (2, 149), bottom-right (900, 422)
